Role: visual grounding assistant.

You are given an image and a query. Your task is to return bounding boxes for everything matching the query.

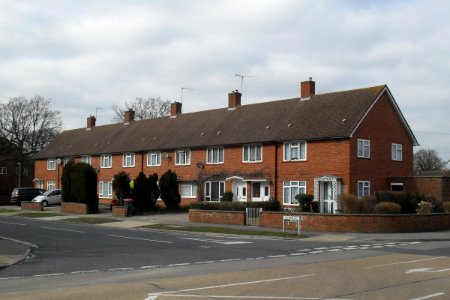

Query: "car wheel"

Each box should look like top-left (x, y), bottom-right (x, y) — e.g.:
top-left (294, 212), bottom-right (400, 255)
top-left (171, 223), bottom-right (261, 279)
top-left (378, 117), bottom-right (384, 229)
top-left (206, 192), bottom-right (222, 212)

top-left (42, 200), bottom-right (48, 207)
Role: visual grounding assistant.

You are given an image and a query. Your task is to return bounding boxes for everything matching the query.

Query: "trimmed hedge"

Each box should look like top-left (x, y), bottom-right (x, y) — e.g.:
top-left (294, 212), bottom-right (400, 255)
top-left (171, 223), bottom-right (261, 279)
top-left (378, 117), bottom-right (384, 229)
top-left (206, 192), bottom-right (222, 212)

top-left (190, 200), bottom-right (280, 211)
top-left (375, 202), bottom-right (401, 214)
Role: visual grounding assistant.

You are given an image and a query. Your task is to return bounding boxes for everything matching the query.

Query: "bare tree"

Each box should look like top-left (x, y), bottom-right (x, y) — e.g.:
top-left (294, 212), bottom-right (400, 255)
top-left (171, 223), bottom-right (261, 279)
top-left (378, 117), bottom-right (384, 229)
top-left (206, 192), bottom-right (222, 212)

top-left (414, 148), bottom-right (446, 173)
top-left (112, 97), bottom-right (171, 123)
top-left (0, 95), bottom-right (62, 161)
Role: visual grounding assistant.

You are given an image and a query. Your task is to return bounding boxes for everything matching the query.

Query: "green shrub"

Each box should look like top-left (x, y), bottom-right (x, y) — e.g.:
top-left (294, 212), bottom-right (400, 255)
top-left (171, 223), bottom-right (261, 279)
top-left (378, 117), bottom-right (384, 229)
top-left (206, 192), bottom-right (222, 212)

top-left (339, 193), bottom-right (364, 214)
top-left (159, 170), bottom-right (181, 209)
top-left (221, 191), bottom-right (234, 202)
top-left (247, 199), bottom-right (281, 211)
top-left (190, 199), bottom-right (281, 212)
top-left (61, 162), bottom-right (98, 213)
top-left (375, 202), bottom-right (401, 214)
top-left (416, 201), bottom-right (434, 214)
top-left (295, 194), bottom-right (314, 212)
top-left (361, 195), bottom-right (377, 214)
top-left (443, 201), bottom-right (450, 213)
top-left (112, 172), bottom-right (131, 205)
top-left (376, 191), bottom-right (414, 213)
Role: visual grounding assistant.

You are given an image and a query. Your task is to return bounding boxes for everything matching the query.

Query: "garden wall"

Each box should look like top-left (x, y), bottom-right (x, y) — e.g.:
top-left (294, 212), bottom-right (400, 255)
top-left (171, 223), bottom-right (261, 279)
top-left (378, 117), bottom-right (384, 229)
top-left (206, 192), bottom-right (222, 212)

top-left (20, 201), bottom-right (43, 211)
top-left (260, 211), bottom-right (450, 233)
top-left (189, 209), bottom-right (245, 225)
top-left (61, 202), bottom-right (89, 214)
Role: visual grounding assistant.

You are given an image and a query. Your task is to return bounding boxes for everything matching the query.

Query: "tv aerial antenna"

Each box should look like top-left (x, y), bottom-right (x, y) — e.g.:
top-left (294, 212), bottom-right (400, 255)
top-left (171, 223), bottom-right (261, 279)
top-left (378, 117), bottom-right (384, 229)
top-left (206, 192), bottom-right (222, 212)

top-left (95, 106), bottom-right (103, 119)
top-left (235, 74), bottom-right (253, 94)
top-left (181, 87), bottom-right (195, 103)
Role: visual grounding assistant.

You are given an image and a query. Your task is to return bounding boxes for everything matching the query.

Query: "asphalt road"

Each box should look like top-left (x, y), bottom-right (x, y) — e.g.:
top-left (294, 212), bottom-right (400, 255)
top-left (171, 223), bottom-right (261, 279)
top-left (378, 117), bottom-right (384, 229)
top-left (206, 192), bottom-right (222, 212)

top-left (1, 214), bottom-right (449, 299)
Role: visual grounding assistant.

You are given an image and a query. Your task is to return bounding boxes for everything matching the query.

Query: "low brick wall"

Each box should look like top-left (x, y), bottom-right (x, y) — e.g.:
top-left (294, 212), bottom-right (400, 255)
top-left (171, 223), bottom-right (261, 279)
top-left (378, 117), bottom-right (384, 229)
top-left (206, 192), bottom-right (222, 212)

top-left (260, 211), bottom-right (450, 233)
top-left (189, 209), bottom-right (245, 225)
top-left (112, 206), bottom-right (128, 217)
top-left (61, 202), bottom-right (89, 214)
top-left (21, 201), bottom-right (43, 211)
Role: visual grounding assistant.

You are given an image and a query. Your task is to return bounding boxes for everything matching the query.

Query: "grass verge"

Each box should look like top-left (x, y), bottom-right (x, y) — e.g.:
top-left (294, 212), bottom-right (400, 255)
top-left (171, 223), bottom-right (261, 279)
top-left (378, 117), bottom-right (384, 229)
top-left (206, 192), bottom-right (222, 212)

top-left (15, 212), bottom-right (62, 218)
top-left (0, 208), bottom-right (17, 213)
top-left (64, 217), bottom-right (120, 224)
top-left (142, 224), bottom-right (304, 238)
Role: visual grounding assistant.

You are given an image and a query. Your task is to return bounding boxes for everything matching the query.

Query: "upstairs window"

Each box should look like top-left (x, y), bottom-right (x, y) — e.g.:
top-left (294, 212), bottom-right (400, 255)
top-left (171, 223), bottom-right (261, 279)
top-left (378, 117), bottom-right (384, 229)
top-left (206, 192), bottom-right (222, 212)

top-left (123, 152), bottom-right (135, 167)
top-left (283, 141), bottom-right (307, 161)
top-left (100, 154), bottom-right (112, 168)
top-left (147, 151), bottom-right (161, 166)
top-left (392, 144), bottom-right (403, 161)
top-left (47, 158), bottom-right (56, 170)
top-left (175, 149), bottom-right (191, 165)
top-left (243, 144), bottom-right (262, 162)
top-left (206, 147), bottom-right (224, 164)
top-left (81, 155), bottom-right (91, 164)
top-left (357, 139), bottom-right (370, 158)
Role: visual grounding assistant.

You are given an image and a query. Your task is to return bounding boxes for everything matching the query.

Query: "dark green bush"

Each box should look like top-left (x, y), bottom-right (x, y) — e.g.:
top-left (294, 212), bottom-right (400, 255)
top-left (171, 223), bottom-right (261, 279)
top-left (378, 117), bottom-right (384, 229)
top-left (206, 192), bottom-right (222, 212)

top-left (295, 194), bottom-right (314, 212)
top-left (375, 201), bottom-right (401, 214)
top-left (61, 162), bottom-right (98, 213)
top-left (132, 172), bottom-right (160, 211)
top-left (246, 199), bottom-right (281, 211)
top-left (190, 199), bottom-right (281, 211)
top-left (113, 172), bottom-right (131, 205)
top-left (159, 170), bottom-right (181, 209)
top-left (221, 191), bottom-right (234, 202)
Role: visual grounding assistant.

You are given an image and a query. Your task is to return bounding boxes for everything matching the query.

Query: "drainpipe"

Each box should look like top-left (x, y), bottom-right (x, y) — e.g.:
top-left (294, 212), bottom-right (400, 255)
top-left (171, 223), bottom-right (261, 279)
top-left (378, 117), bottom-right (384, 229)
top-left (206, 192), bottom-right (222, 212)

top-left (141, 152), bottom-right (144, 173)
top-left (274, 142), bottom-right (278, 202)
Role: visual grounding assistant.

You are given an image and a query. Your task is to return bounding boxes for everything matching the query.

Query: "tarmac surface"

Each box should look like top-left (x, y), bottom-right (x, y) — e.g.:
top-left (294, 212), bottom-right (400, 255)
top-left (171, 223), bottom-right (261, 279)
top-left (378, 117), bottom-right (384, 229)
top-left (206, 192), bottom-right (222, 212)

top-left (1, 204), bottom-right (449, 269)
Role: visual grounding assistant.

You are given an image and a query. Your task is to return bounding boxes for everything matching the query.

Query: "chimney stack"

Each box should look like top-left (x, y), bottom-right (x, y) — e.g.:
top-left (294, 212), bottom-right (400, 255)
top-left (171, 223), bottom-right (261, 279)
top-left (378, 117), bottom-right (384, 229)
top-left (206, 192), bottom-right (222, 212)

top-left (300, 77), bottom-right (315, 100)
top-left (228, 90), bottom-right (241, 110)
top-left (170, 101), bottom-right (182, 118)
top-left (86, 115), bottom-right (96, 130)
top-left (124, 109), bottom-right (135, 125)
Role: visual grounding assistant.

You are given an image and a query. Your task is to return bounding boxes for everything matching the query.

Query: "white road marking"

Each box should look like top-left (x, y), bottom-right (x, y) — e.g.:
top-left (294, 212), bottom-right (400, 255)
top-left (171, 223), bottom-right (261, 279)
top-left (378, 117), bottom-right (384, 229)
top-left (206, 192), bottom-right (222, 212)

top-left (290, 252), bottom-right (307, 256)
top-left (108, 267), bottom-right (134, 272)
top-left (220, 258), bottom-right (241, 262)
top-left (327, 249), bottom-right (343, 252)
top-left (150, 294), bottom-right (348, 299)
top-left (70, 270), bottom-right (99, 274)
top-left (410, 292), bottom-right (446, 300)
top-left (141, 265), bottom-right (162, 269)
top-left (32, 273), bottom-right (64, 278)
top-left (267, 255), bottom-right (287, 258)
top-left (195, 261), bottom-right (215, 264)
top-left (109, 234), bottom-right (172, 243)
top-left (0, 276), bottom-right (24, 280)
top-left (179, 237), bottom-right (252, 245)
top-left (367, 256), bottom-right (446, 269)
top-left (0, 220), bottom-right (26, 226)
top-left (406, 268), bottom-right (450, 274)
top-left (308, 251), bottom-right (325, 254)
top-left (145, 274), bottom-right (315, 300)
top-left (42, 226), bottom-right (84, 233)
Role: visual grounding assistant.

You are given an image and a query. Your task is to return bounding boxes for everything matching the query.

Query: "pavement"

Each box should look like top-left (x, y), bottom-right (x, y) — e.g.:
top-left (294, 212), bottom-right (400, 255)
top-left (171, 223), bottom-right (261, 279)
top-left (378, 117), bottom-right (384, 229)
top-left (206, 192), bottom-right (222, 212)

top-left (1, 204), bottom-right (450, 269)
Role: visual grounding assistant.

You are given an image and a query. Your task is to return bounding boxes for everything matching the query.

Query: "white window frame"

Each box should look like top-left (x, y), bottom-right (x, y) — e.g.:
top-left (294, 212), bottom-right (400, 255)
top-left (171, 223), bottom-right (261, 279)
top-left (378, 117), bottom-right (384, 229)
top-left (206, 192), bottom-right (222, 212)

top-left (122, 152), bottom-right (135, 167)
top-left (100, 154), bottom-right (112, 168)
top-left (206, 147), bottom-right (224, 164)
top-left (180, 182), bottom-right (197, 198)
top-left (47, 181), bottom-right (56, 191)
top-left (242, 144), bottom-right (262, 163)
top-left (47, 158), bottom-right (56, 170)
top-left (283, 141), bottom-right (307, 161)
top-left (357, 139), bottom-right (370, 158)
top-left (204, 181), bottom-right (225, 202)
top-left (99, 181), bottom-right (113, 199)
top-left (392, 143), bottom-right (403, 161)
top-left (175, 149), bottom-right (191, 165)
top-left (81, 155), bottom-right (91, 164)
top-left (0, 167), bottom-right (6, 174)
top-left (358, 181), bottom-right (370, 197)
top-left (283, 181), bottom-right (306, 205)
top-left (37, 181), bottom-right (43, 189)
top-left (147, 151), bottom-right (161, 166)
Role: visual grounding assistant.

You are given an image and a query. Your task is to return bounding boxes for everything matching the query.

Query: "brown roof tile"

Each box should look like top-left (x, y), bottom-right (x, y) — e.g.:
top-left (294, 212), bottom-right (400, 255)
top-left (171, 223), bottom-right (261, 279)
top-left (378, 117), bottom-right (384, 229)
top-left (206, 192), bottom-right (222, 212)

top-left (34, 84), bottom-right (401, 159)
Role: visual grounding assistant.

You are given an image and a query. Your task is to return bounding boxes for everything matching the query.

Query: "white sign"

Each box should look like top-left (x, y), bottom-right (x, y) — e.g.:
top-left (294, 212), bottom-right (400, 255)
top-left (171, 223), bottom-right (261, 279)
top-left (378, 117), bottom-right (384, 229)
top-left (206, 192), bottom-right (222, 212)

top-left (283, 215), bottom-right (300, 222)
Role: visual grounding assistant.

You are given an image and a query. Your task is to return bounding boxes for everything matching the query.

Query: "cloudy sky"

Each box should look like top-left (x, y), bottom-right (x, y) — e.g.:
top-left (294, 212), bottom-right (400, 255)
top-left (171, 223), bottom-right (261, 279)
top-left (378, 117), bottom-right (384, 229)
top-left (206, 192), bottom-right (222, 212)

top-left (1, 0), bottom-right (449, 161)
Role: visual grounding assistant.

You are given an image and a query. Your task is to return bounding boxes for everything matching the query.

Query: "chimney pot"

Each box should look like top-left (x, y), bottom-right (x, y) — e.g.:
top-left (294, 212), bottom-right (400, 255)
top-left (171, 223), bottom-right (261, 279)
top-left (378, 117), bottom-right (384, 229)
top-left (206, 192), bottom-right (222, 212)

top-left (124, 109), bottom-right (135, 124)
top-left (171, 101), bottom-right (182, 117)
top-left (228, 91), bottom-right (242, 109)
top-left (300, 78), bottom-right (316, 100)
top-left (86, 115), bottom-right (96, 130)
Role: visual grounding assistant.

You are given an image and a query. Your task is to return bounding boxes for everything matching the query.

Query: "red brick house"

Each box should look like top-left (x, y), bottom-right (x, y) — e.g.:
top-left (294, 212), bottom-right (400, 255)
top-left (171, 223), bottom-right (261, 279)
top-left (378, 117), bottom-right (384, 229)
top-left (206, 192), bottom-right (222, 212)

top-left (33, 79), bottom-right (418, 212)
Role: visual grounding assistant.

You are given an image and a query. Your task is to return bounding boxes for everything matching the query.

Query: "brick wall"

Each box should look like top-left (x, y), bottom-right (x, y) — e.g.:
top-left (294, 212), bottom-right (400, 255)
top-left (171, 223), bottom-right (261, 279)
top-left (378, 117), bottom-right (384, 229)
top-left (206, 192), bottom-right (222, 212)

top-left (391, 176), bottom-right (450, 202)
top-left (61, 202), bottom-right (89, 214)
top-left (20, 201), bottom-right (43, 211)
top-left (189, 209), bottom-right (245, 225)
top-left (259, 211), bottom-right (450, 233)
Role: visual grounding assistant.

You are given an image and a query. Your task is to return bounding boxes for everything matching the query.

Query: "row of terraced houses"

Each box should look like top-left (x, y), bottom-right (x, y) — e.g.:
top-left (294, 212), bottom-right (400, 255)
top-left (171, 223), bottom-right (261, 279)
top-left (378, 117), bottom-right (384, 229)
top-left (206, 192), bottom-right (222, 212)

top-left (33, 79), bottom-right (420, 213)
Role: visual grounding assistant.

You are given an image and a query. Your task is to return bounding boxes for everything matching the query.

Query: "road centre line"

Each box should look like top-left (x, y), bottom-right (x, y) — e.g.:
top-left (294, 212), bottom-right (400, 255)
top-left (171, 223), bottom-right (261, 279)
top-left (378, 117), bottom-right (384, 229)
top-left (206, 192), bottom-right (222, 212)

top-left (109, 234), bottom-right (172, 243)
top-left (410, 292), bottom-right (446, 300)
top-left (0, 220), bottom-right (26, 226)
top-left (42, 226), bottom-right (84, 233)
top-left (70, 270), bottom-right (99, 274)
top-left (367, 256), bottom-right (446, 269)
top-left (150, 294), bottom-right (347, 299)
top-left (141, 265), bottom-right (162, 269)
top-left (32, 273), bottom-right (65, 278)
top-left (145, 274), bottom-right (315, 300)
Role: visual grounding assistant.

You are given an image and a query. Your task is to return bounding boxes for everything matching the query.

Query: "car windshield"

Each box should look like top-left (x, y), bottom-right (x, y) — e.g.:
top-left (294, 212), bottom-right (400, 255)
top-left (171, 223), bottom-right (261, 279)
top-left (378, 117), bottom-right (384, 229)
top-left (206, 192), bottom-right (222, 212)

top-left (42, 190), bottom-right (54, 196)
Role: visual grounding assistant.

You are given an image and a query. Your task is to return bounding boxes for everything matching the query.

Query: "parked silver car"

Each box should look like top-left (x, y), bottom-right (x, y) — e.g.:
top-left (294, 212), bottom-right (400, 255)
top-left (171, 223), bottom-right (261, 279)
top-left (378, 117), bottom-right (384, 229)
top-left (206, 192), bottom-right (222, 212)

top-left (32, 189), bottom-right (62, 206)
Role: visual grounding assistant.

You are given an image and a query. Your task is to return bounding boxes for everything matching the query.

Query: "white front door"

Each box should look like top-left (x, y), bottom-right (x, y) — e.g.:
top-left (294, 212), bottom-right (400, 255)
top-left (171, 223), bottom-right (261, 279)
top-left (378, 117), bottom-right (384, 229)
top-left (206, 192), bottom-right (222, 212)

top-left (233, 181), bottom-right (247, 202)
top-left (321, 181), bottom-right (336, 213)
top-left (251, 182), bottom-right (270, 201)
